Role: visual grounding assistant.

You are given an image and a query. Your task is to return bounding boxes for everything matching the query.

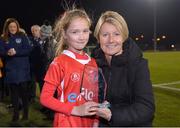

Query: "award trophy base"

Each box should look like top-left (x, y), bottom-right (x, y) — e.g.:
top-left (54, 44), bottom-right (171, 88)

top-left (99, 102), bottom-right (111, 108)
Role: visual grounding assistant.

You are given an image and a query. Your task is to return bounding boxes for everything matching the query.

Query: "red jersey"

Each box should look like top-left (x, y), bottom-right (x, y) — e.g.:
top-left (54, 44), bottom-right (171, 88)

top-left (40, 50), bottom-right (98, 127)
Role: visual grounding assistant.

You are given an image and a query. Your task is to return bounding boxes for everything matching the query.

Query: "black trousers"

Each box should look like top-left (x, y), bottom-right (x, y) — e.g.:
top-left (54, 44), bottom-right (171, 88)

top-left (9, 82), bottom-right (29, 121)
top-left (28, 75), bottom-right (36, 101)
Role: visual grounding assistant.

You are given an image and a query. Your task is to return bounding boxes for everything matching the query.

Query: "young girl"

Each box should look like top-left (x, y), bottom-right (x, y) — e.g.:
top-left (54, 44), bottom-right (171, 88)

top-left (40, 9), bottom-right (99, 127)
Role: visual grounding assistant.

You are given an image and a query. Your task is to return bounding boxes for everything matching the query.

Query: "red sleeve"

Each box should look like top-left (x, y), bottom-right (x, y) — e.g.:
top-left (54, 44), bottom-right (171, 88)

top-left (40, 82), bottom-right (74, 115)
top-left (40, 61), bottom-right (74, 115)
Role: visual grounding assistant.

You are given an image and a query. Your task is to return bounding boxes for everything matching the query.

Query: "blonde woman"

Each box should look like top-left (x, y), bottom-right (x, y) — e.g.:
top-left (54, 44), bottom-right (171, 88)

top-left (92, 11), bottom-right (155, 126)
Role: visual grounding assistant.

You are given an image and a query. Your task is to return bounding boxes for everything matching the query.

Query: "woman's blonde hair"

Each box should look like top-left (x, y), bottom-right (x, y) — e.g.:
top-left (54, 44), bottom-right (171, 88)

top-left (53, 9), bottom-right (92, 56)
top-left (94, 11), bottom-right (129, 42)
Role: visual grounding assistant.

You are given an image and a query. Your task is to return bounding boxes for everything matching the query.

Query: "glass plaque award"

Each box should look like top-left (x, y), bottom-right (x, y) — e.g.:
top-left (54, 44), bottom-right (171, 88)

top-left (80, 64), bottom-right (110, 108)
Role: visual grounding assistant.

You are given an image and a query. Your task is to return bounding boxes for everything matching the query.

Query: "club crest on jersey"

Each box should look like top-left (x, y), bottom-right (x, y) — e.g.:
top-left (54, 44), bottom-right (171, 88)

top-left (15, 38), bottom-right (22, 44)
top-left (71, 72), bottom-right (80, 82)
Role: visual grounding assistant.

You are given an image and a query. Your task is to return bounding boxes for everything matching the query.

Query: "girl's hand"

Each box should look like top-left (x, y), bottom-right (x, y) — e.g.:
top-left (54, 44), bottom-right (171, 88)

top-left (71, 101), bottom-right (99, 116)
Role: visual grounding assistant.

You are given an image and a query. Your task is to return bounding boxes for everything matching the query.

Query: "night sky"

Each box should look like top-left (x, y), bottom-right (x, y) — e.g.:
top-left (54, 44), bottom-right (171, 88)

top-left (1, 0), bottom-right (180, 45)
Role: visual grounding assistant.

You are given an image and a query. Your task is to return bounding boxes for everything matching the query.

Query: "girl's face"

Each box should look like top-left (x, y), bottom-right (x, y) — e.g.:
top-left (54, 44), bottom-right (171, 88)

top-left (99, 22), bottom-right (123, 56)
top-left (64, 17), bottom-right (90, 54)
top-left (8, 22), bottom-right (18, 34)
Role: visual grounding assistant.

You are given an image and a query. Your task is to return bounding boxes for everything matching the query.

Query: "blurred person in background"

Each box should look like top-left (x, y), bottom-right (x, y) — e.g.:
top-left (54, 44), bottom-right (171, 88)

top-left (29, 25), bottom-right (41, 103)
top-left (38, 20), bottom-right (57, 120)
top-left (0, 18), bottom-right (31, 122)
top-left (38, 20), bottom-right (56, 92)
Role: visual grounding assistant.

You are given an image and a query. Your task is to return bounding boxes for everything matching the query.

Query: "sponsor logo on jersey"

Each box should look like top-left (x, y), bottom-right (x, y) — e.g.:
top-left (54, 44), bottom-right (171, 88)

top-left (68, 88), bottom-right (95, 103)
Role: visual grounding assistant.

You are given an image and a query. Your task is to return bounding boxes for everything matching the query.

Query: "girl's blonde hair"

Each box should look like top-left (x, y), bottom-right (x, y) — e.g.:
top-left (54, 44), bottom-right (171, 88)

top-left (53, 9), bottom-right (92, 56)
top-left (94, 11), bottom-right (129, 43)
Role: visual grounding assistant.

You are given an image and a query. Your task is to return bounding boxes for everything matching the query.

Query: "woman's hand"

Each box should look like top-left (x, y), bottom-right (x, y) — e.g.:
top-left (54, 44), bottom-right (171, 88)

top-left (96, 107), bottom-right (112, 121)
top-left (96, 101), bottom-right (112, 121)
top-left (7, 48), bottom-right (16, 56)
top-left (71, 101), bottom-right (99, 116)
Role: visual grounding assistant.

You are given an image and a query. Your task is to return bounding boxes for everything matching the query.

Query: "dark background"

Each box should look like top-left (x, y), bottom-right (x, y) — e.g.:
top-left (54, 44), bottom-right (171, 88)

top-left (0, 0), bottom-right (180, 50)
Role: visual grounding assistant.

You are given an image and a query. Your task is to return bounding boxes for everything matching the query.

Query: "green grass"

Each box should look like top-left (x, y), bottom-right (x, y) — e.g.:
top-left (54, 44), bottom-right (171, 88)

top-left (0, 98), bottom-right (52, 127)
top-left (144, 51), bottom-right (180, 126)
top-left (153, 87), bottom-right (180, 126)
top-left (144, 51), bottom-right (180, 84)
top-left (0, 84), bottom-right (52, 127)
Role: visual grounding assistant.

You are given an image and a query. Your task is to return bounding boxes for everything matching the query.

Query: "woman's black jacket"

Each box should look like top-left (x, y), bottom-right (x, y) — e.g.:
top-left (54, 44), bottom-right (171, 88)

top-left (92, 38), bottom-right (155, 126)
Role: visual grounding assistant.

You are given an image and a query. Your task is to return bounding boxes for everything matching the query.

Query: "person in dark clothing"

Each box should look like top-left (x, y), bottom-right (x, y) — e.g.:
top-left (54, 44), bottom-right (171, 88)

top-left (0, 18), bottom-right (31, 122)
top-left (92, 11), bottom-right (155, 126)
top-left (38, 23), bottom-right (56, 92)
top-left (29, 25), bottom-right (41, 102)
top-left (38, 22), bottom-right (57, 120)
